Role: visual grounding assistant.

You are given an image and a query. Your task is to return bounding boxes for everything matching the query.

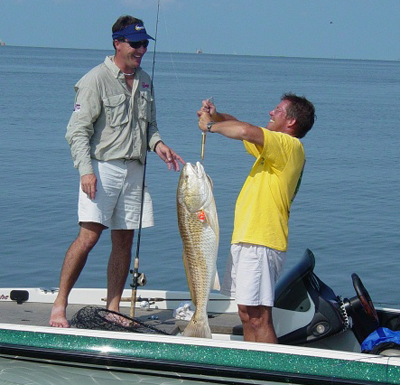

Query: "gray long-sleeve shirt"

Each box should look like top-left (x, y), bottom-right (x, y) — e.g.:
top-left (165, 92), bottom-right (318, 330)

top-left (66, 56), bottom-right (162, 176)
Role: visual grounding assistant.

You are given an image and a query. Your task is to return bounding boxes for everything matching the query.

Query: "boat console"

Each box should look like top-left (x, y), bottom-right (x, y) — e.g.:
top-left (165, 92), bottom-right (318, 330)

top-left (274, 249), bottom-right (379, 346)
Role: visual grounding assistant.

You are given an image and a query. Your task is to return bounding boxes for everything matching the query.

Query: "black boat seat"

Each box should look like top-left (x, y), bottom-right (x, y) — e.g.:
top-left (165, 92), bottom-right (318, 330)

top-left (274, 249), bottom-right (315, 312)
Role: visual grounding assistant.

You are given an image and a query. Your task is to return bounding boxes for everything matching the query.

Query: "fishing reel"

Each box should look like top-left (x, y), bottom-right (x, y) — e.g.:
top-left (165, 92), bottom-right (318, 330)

top-left (130, 269), bottom-right (147, 287)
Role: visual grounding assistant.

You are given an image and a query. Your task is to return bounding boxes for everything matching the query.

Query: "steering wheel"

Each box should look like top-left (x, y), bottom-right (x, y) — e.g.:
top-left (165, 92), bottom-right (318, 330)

top-left (352, 273), bottom-right (379, 326)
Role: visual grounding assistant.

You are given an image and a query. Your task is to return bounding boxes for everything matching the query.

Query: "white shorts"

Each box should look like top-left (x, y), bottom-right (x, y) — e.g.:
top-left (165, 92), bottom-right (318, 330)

top-left (220, 243), bottom-right (286, 307)
top-left (78, 159), bottom-right (154, 230)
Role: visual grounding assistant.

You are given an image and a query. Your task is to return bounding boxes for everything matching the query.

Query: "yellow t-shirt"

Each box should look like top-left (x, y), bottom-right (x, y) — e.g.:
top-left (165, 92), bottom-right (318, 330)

top-left (231, 128), bottom-right (305, 251)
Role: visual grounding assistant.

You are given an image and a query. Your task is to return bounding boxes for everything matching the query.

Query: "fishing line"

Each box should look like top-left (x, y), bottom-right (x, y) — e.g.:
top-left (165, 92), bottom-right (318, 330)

top-left (161, 16), bottom-right (186, 95)
top-left (162, 14), bottom-right (210, 160)
top-left (130, 0), bottom-right (161, 318)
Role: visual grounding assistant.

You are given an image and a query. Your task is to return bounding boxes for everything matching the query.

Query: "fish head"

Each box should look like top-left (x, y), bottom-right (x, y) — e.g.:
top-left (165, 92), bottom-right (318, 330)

top-left (177, 162), bottom-right (213, 212)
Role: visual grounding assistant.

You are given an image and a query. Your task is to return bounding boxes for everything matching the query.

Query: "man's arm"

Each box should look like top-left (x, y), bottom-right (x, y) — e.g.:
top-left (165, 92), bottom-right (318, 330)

top-left (198, 99), bottom-right (238, 122)
top-left (66, 86), bottom-right (101, 200)
top-left (198, 111), bottom-right (264, 147)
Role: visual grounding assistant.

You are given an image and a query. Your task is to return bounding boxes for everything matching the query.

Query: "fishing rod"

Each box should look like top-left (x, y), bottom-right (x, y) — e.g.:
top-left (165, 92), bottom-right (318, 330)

top-left (110, 296), bottom-right (235, 303)
top-left (130, 0), bottom-right (161, 319)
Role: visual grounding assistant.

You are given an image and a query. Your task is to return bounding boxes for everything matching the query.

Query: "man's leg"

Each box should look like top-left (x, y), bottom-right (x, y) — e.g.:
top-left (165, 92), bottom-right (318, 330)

top-left (49, 222), bottom-right (105, 327)
top-left (238, 304), bottom-right (277, 343)
top-left (106, 229), bottom-right (134, 313)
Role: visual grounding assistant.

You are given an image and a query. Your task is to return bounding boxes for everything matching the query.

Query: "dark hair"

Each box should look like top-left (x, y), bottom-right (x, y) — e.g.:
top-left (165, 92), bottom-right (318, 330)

top-left (282, 93), bottom-right (316, 138)
top-left (112, 15), bottom-right (144, 49)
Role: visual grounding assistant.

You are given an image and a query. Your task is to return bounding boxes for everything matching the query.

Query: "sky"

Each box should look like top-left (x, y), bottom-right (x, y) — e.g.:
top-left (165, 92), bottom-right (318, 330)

top-left (1, 0), bottom-right (400, 61)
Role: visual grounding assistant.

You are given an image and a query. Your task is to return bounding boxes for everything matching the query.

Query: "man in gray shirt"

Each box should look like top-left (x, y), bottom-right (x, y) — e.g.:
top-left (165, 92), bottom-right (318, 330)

top-left (50, 15), bottom-right (184, 327)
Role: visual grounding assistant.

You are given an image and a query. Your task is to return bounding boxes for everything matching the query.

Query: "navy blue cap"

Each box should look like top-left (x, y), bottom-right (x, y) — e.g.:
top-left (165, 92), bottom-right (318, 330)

top-left (112, 23), bottom-right (154, 42)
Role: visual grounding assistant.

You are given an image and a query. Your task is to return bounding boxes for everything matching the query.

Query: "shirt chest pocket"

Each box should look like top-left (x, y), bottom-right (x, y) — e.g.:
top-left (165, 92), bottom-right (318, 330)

top-left (137, 90), bottom-right (153, 122)
top-left (103, 94), bottom-right (129, 128)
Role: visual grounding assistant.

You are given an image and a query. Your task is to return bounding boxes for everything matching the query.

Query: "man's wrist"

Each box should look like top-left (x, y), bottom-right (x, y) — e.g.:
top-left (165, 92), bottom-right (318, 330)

top-left (207, 121), bottom-right (216, 133)
top-left (154, 140), bottom-right (163, 151)
top-left (211, 111), bottom-right (220, 122)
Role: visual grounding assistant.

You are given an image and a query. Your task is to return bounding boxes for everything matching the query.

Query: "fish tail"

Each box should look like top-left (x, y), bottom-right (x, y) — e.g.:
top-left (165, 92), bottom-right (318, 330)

top-left (183, 314), bottom-right (212, 339)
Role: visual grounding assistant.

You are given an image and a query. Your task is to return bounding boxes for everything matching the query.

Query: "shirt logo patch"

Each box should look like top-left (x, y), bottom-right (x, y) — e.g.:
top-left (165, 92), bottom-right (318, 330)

top-left (73, 103), bottom-right (81, 112)
top-left (142, 82), bottom-right (149, 89)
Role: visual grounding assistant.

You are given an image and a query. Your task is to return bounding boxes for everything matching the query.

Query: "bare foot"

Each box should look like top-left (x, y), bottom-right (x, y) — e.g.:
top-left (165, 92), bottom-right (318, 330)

top-left (49, 304), bottom-right (70, 328)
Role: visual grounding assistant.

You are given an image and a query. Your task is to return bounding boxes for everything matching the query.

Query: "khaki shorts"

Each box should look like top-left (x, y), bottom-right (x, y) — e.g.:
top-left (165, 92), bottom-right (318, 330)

top-left (220, 243), bottom-right (286, 307)
top-left (78, 159), bottom-right (154, 230)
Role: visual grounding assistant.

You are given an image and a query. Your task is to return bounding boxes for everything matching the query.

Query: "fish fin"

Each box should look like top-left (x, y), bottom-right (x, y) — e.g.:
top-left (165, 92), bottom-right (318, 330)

top-left (203, 204), bottom-right (219, 234)
top-left (212, 270), bottom-right (221, 291)
top-left (183, 315), bottom-right (212, 339)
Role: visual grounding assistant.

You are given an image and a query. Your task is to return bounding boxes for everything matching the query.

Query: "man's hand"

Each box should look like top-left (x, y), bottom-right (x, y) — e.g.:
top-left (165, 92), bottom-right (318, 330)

top-left (155, 142), bottom-right (185, 171)
top-left (81, 173), bottom-right (97, 200)
top-left (198, 99), bottom-right (217, 118)
top-left (197, 111), bottom-right (213, 133)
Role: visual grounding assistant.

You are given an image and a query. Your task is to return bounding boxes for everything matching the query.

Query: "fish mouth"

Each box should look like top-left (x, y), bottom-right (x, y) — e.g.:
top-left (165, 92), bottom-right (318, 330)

top-left (181, 161), bottom-right (211, 186)
top-left (178, 162), bottom-right (213, 210)
top-left (184, 162), bottom-right (205, 178)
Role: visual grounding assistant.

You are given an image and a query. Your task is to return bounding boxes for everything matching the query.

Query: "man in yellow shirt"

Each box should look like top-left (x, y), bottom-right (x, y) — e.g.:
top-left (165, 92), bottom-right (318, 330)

top-left (197, 94), bottom-right (315, 343)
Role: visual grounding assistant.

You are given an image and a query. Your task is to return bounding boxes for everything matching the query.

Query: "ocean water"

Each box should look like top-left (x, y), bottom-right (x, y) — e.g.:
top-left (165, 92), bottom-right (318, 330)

top-left (1, 46), bottom-right (399, 307)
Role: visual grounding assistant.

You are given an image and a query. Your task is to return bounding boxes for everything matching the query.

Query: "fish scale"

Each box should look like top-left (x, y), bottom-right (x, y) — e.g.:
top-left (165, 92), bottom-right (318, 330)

top-left (177, 162), bottom-right (219, 338)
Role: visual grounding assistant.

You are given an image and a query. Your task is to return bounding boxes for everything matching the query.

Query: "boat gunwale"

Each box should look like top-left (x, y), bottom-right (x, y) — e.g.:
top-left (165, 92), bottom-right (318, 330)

top-left (0, 324), bottom-right (398, 384)
top-left (0, 340), bottom-right (392, 385)
top-left (0, 322), bottom-right (384, 361)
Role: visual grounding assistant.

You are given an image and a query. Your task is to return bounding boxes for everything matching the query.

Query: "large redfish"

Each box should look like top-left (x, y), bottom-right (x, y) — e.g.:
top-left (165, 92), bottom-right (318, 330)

top-left (177, 162), bottom-right (219, 338)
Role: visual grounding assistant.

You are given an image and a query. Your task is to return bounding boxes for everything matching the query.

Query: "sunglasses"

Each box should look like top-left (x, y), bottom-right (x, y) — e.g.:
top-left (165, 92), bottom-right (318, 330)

top-left (125, 40), bottom-right (149, 49)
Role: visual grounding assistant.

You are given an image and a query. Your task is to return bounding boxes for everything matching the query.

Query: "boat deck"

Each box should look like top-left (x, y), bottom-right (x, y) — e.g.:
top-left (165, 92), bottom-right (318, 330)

top-left (0, 300), bottom-right (243, 336)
